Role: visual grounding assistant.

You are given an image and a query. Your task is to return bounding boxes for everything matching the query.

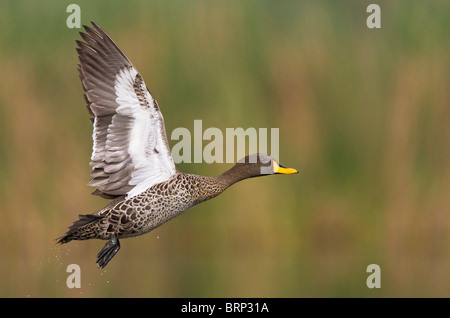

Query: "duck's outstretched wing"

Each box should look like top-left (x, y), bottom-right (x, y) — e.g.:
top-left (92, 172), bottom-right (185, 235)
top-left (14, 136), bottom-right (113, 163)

top-left (77, 22), bottom-right (177, 199)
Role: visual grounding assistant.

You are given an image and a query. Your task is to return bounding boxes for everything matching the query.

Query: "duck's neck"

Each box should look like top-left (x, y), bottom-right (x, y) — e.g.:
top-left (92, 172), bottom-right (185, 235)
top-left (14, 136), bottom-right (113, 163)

top-left (214, 164), bottom-right (252, 188)
top-left (190, 165), bottom-right (251, 203)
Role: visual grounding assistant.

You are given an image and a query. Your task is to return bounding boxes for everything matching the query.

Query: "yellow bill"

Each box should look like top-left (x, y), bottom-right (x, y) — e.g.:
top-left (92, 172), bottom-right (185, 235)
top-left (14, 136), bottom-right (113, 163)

top-left (273, 160), bottom-right (299, 174)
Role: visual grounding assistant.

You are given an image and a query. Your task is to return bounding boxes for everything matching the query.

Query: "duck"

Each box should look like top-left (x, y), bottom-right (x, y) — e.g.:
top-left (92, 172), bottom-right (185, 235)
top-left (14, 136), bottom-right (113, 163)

top-left (58, 22), bottom-right (298, 268)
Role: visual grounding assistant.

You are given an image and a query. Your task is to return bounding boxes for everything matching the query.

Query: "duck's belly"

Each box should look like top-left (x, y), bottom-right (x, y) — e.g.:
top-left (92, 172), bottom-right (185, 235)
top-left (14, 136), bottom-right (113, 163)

top-left (101, 183), bottom-right (199, 239)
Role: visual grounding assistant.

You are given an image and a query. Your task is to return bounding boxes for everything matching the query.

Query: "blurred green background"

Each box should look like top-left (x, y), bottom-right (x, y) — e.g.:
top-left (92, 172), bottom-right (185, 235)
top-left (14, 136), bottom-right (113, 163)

top-left (0, 0), bottom-right (449, 297)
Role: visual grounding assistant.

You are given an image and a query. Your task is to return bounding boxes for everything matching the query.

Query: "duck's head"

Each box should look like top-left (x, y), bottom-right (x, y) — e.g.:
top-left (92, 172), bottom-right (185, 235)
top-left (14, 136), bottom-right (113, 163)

top-left (234, 153), bottom-right (298, 179)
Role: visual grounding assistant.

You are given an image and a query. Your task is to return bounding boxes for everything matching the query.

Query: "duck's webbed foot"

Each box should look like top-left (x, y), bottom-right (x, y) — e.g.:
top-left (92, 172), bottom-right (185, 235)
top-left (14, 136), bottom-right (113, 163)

top-left (96, 234), bottom-right (120, 269)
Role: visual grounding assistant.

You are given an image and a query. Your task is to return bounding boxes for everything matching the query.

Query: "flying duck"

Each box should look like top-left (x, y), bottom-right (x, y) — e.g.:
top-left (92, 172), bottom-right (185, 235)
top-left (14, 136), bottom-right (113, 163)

top-left (58, 22), bottom-right (298, 268)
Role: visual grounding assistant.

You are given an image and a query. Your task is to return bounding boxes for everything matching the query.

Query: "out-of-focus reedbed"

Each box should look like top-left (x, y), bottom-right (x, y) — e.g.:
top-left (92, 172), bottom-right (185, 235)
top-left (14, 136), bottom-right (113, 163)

top-left (0, 0), bottom-right (449, 297)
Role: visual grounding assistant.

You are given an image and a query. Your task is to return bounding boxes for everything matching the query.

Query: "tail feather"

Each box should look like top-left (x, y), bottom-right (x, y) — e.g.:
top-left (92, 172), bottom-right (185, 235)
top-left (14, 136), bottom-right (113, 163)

top-left (57, 214), bottom-right (104, 244)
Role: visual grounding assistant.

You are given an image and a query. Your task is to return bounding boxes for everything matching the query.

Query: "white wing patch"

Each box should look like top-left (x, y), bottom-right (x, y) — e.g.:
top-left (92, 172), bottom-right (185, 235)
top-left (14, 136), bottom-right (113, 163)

top-left (113, 67), bottom-right (176, 198)
top-left (77, 23), bottom-right (177, 199)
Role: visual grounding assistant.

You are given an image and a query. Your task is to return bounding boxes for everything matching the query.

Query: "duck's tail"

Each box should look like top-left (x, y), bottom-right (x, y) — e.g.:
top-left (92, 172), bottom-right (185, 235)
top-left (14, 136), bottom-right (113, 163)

top-left (57, 214), bottom-right (104, 244)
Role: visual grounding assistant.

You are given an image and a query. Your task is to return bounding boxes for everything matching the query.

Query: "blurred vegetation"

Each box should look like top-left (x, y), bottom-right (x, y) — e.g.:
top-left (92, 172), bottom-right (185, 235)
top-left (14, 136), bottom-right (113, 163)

top-left (0, 0), bottom-right (449, 297)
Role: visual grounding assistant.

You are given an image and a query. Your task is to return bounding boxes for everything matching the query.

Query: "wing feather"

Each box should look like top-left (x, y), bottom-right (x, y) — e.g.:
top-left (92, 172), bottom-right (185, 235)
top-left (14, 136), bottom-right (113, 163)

top-left (77, 22), bottom-right (177, 199)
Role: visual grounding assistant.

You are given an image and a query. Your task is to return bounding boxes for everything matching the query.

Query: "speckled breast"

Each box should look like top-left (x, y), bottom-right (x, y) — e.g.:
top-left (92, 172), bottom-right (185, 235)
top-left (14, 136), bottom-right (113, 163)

top-left (100, 173), bottom-right (225, 239)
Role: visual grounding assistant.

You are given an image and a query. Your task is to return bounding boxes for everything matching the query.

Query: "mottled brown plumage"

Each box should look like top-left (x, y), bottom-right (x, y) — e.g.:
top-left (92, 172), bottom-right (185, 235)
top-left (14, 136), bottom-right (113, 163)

top-left (58, 22), bottom-right (298, 268)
